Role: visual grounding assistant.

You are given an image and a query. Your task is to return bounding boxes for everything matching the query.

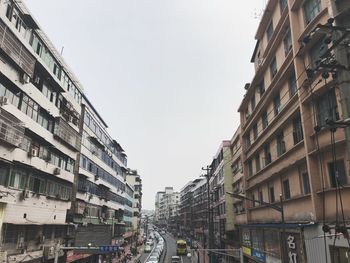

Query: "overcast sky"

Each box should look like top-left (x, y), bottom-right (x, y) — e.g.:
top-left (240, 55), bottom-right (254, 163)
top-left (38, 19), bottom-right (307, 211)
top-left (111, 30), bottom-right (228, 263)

top-left (25, 0), bottom-right (263, 209)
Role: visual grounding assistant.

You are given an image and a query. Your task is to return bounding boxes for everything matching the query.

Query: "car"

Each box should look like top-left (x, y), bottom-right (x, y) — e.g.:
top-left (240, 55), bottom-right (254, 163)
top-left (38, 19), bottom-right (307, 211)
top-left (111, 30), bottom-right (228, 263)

top-left (144, 245), bottom-right (152, 253)
top-left (146, 256), bottom-right (159, 263)
top-left (171, 256), bottom-right (181, 263)
top-left (146, 241), bottom-right (153, 247)
top-left (150, 252), bottom-right (159, 259)
top-left (153, 248), bottom-right (162, 257)
top-left (160, 230), bottom-right (166, 235)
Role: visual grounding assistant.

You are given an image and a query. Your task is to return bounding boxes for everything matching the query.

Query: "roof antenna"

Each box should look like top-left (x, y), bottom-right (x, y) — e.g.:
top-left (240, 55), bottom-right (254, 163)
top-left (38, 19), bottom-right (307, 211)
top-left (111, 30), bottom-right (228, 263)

top-left (60, 46), bottom-right (64, 56)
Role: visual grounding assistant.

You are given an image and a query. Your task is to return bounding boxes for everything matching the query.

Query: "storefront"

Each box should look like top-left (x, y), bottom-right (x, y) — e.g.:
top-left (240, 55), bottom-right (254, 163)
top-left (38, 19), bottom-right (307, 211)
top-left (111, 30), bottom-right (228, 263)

top-left (239, 224), bottom-right (307, 263)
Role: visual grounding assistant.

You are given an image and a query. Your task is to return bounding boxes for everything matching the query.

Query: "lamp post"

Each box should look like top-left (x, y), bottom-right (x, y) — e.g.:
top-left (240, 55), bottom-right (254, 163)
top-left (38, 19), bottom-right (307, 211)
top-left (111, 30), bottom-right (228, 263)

top-left (226, 192), bottom-right (287, 263)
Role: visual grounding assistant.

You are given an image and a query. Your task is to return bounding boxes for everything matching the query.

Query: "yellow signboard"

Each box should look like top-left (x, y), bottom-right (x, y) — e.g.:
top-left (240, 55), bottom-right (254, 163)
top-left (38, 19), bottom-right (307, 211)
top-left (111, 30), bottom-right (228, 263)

top-left (242, 246), bottom-right (251, 256)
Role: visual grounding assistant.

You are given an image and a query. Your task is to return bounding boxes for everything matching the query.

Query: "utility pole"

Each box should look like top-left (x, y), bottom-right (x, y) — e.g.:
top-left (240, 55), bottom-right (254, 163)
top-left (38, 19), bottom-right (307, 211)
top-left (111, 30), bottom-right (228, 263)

top-left (330, 1), bottom-right (350, 162)
top-left (202, 165), bottom-right (213, 263)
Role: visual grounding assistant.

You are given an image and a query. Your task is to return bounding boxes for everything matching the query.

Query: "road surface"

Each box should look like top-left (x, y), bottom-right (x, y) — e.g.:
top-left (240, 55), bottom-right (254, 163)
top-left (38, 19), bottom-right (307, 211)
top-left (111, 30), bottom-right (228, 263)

top-left (163, 233), bottom-right (191, 263)
top-left (139, 233), bottom-right (192, 263)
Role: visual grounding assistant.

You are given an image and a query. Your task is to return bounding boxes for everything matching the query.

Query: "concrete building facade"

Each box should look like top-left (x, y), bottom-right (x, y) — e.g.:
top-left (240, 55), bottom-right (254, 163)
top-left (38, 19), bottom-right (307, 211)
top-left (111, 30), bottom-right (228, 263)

top-left (208, 141), bottom-right (235, 259)
top-left (126, 169), bottom-right (142, 234)
top-left (154, 191), bottom-right (165, 223)
top-left (0, 1), bottom-right (82, 262)
top-left (158, 187), bottom-right (180, 227)
top-left (0, 1), bottom-right (135, 262)
top-left (237, 0), bottom-right (350, 262)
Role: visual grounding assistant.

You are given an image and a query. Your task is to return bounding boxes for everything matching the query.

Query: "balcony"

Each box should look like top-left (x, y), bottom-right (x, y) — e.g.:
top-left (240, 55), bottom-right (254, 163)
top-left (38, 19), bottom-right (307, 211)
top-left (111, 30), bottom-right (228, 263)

top-left (0, 20), bottom-right (36, 77)
top-left (0, 107), bottom-right (24, 147)
top-left (53, 117), bottom-right (81, 151)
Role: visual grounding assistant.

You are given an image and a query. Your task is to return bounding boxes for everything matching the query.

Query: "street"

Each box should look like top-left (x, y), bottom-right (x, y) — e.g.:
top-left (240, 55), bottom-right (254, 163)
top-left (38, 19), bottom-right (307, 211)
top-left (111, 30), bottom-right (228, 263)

top-left (139, 233), bottom-right (191, 263)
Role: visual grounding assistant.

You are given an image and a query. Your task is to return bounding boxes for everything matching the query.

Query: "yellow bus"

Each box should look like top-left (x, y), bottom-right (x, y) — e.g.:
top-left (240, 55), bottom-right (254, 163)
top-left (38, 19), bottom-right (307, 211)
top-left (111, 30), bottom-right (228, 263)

top-left (176, 239), bottom-right (187, 255)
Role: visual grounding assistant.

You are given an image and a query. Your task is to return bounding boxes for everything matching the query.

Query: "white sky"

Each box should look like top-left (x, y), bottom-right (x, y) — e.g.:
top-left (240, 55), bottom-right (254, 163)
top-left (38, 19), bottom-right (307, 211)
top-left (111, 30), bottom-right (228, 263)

top-left (25, 0), bottom-right (263, 209)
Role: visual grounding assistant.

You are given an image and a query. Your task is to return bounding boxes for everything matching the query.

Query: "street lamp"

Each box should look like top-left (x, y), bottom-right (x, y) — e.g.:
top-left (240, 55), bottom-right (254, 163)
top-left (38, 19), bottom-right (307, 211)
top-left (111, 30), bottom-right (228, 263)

top-left (226, 192), bottom-right (287, 263)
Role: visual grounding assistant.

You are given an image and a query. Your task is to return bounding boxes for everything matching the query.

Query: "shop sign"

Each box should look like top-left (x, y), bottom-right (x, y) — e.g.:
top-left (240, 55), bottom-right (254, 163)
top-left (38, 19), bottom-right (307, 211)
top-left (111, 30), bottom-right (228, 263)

top-left (252, 249), bottom-right (265, 262)
top-left (242, 246), bottom-right (251, 256)
top-left (242, 228), bottom-right (251, 247)
top-left (286, 234), bottom-right (298, 263)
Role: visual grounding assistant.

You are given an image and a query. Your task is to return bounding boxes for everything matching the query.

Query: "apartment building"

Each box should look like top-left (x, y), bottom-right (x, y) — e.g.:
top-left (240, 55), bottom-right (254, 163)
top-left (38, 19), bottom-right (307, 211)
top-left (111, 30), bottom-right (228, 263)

top-left (237, 0), bottom-right (350, 262)
top-left (126, 169), bottom-right (142, 234)
top-left (191, 178), bottom-right (207, 246)
top-left (179, 182), bottom-right (195, 236)
top-left (208, 141), bottom-right (235, 259)
top-left (154, 191), bottom-right (165, 223)
top-left (0, 0), bottom-right (83, 262)
top-left (123, 183), bottom-right (135, 244)
top-left (230, 127), bottom-right (246, 225)
top-left (0, 1), bottom-right (134, 262)
top-left (158, 187), bottom-right (180, 229)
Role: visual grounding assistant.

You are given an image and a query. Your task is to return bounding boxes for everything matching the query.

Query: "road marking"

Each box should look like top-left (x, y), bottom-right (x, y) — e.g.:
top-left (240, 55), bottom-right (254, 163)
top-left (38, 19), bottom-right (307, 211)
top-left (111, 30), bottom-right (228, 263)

top-left (181, 256), bottom-right (183, 263)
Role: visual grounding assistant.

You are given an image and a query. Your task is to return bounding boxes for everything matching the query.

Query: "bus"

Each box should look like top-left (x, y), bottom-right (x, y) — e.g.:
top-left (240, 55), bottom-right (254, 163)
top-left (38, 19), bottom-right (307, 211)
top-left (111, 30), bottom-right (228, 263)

top-left (176, 239), bottom-right (187, 255)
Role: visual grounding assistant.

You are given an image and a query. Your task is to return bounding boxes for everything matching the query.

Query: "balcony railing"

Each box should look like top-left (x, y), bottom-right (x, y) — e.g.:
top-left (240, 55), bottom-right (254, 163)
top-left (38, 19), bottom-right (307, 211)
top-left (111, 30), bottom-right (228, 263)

top-left (53, 117), bottom-right (81, 151)
top-left (0, 107), bottom-right (24, 147)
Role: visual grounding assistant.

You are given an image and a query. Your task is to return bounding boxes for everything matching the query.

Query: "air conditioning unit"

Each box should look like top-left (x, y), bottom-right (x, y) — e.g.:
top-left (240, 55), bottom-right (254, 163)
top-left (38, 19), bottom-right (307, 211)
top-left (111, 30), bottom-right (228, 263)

top-left (20, 189), bottom-right (29, 200)
top-left (21, 74), bottom-right (30, 84)
top-left (34, 76), bottom-right (40, 85)
top-left (43, 246), bottom-right (55, 260)
top-left (0, 96), bottom-right (8, 106)
top-left (28, 147), bottom-right (38, 158)
top-left (53, 168), bottom-right (61, 175)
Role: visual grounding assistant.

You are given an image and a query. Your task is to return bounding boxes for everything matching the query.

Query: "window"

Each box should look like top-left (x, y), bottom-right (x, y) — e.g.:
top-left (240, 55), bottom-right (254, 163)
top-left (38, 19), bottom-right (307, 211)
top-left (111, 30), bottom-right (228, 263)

top-left (269, 186), bottom-right (275, 203)
top-left (315, 89), bottom-right (338, 127)
top-left (20, 95), bottom-right (39, 122)
top-left (283, 179), bottom-right (291, 199)
top-left (0, 167), bottom-right (9, 186)
top-left (248, 160), bottom-right (253, 177)
top-left (28, 176), bottom-right (46, 194)
top-left (264, 143), bottom-right (271, 166)
top-left (304, 0), bottom-right (321, 24)
top-left (244, 134), bottom-right (251, 149)
top-left (288, 73), bottom-right (297, 97)
top-left (266, 21), bottom-right (274, 41)
top-left (270, 57), bottom-right (278, 79)
top-left (273, 94), bottom-right (281, 116)
top-left (276, 131), bottom-right (286, 157)
top-left (283, 29), bottom-right (292, 55)
top-left (328, 160), bottom-right (347, 188)
top-left (310, 39), bottom-right (326, 68)
top-left (0, 83), bottom-right (20, 108)
top-left (302, 172), bottom-right (311, 194)
top-left (255, 154), bottom-right (261, 172)
top-left (253, 124), bottom-right (258, 141)
top-left (9, 169), bottom-right (27, 189)
top-left (280, 0), bottom-right (288, 13)
top-left (293, 115), bottom-right (303, 144)
top-left (3, 224), bottom-right (19, 244)
top-left (258, 190), bottom-right (263, 205)
top-left (257, 80), bottom-right (265, 96)
top-left (252, 194), bottom-right (256, 207)
top-left (251, 96), bottom-right (256, 111)
top-left (262, 111), bottom-right (268, 130)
